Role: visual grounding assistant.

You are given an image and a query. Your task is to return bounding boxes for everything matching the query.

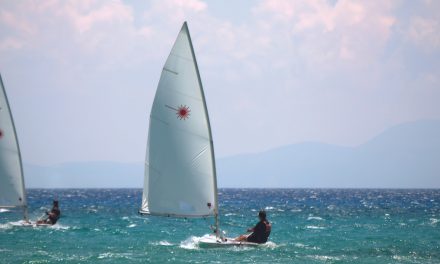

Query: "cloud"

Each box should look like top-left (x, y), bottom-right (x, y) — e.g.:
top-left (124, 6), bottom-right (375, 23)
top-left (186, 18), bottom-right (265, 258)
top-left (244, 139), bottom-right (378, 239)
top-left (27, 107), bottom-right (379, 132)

top-left (406, 16), bottom-right (440, 52)
top-left (0, 0), bottom-right (439, 165)
top-left (0, 38), bottom-right (26, 50)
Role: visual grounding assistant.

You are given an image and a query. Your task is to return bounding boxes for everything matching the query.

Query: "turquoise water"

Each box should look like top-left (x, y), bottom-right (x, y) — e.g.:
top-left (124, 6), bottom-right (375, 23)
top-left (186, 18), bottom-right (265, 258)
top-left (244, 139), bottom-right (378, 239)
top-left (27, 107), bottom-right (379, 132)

top-left (1, 189), bottom-right (440, 263)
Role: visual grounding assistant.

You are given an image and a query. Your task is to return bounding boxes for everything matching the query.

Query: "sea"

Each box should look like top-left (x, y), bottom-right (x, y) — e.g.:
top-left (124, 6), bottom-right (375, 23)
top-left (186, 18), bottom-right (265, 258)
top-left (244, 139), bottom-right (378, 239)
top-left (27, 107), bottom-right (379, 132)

top-left (1, 189), bottom-right (440, 263)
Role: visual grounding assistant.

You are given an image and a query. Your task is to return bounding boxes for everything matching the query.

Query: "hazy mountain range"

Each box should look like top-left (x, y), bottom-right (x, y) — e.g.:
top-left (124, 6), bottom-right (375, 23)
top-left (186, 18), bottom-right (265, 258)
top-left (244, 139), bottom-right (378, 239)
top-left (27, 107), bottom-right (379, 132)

top-left (24, 119), bottom-right (440, 188)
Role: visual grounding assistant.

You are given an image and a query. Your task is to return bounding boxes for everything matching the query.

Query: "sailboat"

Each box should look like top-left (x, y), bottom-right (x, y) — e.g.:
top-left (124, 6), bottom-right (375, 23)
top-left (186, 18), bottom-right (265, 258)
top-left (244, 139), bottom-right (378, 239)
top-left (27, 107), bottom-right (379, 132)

top-left (0, 73), bottom-right (49, 227)
top-left (0, 72), bottom-right (30, 225)
top-left (139, 22), bottom-right (258, 247)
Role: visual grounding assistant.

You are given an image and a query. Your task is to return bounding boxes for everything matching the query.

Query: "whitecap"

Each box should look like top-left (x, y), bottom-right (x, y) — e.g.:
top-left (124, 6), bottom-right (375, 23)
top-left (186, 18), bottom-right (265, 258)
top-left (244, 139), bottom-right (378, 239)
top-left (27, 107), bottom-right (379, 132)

top-left (306, 226), bottom-right (325, 229)
top-left (430, 218), bottom-right (439, 224)
top-left (0, 223), bottom-right (12, 229)
top-left (159, 241), bottom-right (173, 246)
top-left (291, 209), bottom-right (302, 212)
top-left (50, 224), bottom-right (69, 230)
top-left (307, 255), bottom-right (341, 261)
top-left (180, 236), bottom-right (200, 249)
top-left (122, 216), bottom-right (129, 220)
top-left (0, 209), bottom-right (9, 213)
top-left (260, 241), bottom-right (278, 249)
top-left (307, 217), bottom-right (324, 221)
top-left (265, 207), bottom-right (274, 210)
top-left (127, 224), bottom-right (136, 228)
top-left (98, 253), bottom-right (112, 259)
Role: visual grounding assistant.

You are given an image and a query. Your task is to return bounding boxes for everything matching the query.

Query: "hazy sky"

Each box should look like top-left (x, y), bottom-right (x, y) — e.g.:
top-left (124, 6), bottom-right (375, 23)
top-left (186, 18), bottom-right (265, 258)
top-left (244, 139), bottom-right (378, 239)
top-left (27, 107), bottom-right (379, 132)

top-left (0, 0), bottom-right (439, 166)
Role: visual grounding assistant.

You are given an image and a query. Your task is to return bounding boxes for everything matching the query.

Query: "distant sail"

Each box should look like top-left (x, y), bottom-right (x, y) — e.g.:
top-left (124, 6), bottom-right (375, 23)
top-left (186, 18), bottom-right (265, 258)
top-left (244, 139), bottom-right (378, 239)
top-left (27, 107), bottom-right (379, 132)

top-left (140, 22), bottom-right (218, 217)
top-left (0, 73), bottom-right (26, 208)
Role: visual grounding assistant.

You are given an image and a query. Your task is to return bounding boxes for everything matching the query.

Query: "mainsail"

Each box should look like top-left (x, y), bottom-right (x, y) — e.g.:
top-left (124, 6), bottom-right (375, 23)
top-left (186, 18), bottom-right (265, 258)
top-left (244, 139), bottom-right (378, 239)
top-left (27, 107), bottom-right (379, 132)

top-left (140, 22), bottom-right (218, 220)
top-left (0, 73), bottom-right (27, 219)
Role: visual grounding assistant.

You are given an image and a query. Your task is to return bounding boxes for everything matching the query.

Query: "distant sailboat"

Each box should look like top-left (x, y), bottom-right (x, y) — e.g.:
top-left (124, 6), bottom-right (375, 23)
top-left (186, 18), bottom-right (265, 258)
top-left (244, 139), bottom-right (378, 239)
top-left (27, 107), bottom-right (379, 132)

top-left (139, 22), bottom-right (258, 247)
top-left (0, 72), bottom-right (29, 224)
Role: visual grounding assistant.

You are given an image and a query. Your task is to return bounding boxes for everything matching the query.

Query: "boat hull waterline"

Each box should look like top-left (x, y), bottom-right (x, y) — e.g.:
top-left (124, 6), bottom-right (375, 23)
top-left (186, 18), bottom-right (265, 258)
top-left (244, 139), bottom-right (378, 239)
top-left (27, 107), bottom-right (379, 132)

top-left (9, 220), bottom-right (51, 227)
top-left (198, 234), bottom-right (260, 248)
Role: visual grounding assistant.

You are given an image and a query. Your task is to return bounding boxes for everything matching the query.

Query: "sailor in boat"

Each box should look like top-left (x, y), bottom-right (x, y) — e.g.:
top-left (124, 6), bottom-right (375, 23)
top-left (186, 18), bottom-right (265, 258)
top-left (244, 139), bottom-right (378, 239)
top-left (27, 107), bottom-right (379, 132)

top-left (36, 200), bottom-right (61, 225)
top-left (234, 211), bottom-right (271, 244)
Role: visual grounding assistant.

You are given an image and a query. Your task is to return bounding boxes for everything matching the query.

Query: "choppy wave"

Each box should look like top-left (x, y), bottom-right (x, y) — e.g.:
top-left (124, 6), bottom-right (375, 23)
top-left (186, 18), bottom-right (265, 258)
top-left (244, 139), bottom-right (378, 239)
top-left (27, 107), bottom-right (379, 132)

top-left (180, 236), bottom-right (200, 249)
top-left (1, 188), bottom-right (439, 263)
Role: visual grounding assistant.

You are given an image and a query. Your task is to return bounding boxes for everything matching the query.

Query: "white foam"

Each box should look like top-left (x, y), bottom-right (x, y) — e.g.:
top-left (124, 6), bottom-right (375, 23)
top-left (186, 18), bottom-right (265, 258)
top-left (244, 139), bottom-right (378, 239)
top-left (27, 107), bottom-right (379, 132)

top-left (98, 253), bottom-right (112, 259)
top-left (1, 223), bottom-right (12, 229)
top-left (260, 241), bottom-right (278, 249)
top-left (265, 207), bottom-right (274, 210)
top-left (122, 216), bottom-right (129, 220)
top-left (180, 236), bottom-right (200, 249)
top-left (307, 217), bottom-right (324, 221)
top-left (127, 224), bottom-right (137, 228)
top-left (0, 208), bottom-right (9, 213)
top-left (159, 241), bottom-right (173, 246)
top-left (307, 255), bottom-right (341, 261)
top-left (50, 224), bottom-right (70, 230)
top-left (306, 226), bottom-right (325, 229)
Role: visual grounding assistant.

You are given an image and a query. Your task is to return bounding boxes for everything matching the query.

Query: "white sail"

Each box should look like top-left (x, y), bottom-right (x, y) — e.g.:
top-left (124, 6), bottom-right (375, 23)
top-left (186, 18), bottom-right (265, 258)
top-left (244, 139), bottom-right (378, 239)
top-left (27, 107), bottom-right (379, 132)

top-left (140, 22), bottom-right (218, 218)
top-left (0, 73), bottom-right (27, 209)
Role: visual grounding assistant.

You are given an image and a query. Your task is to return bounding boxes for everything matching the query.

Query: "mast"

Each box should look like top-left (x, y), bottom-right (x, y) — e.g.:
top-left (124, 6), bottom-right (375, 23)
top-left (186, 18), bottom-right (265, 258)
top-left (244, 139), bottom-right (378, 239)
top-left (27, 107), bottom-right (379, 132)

top-left (184, 22), bottom-right (220, 237)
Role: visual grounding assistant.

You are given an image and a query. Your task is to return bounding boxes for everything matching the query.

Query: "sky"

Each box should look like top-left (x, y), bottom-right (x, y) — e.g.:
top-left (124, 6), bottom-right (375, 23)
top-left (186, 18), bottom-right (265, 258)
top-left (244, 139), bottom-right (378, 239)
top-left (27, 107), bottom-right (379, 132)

top-left (0, 0), bottom-right (439, 166)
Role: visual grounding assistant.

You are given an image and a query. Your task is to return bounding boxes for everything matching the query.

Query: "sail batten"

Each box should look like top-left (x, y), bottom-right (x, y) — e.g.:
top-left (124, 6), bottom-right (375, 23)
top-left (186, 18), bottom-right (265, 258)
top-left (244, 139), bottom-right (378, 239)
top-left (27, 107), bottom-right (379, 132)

top-left (0, 73), bottom-right (27, 211)
top-left (141, 22), bottom-right (218, 218)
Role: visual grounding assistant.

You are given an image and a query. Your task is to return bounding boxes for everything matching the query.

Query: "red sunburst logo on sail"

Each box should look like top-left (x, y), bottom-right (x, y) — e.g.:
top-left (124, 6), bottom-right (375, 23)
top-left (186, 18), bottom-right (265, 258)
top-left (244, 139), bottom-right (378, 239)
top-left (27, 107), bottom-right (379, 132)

top-left (165, 105), bottom-right (191, 120)
top-left (0, 129), bottom-right (4, 139)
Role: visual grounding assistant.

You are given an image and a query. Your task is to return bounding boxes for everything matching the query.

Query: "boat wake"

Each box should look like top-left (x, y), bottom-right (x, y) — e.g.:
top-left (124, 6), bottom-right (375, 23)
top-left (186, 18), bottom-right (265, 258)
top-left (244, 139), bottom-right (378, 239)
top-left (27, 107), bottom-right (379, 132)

top-left (0, 223), bottom-right (12, 229)
top-left (180, 236), bottom-right (200, 249)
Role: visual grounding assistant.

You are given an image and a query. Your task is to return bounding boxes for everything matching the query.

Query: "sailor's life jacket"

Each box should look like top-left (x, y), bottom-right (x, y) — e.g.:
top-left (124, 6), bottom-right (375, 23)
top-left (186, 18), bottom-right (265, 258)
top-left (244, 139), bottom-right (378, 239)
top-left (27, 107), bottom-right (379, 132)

top-left (248, 219), bottom-right (272, 243)
top-left (263, 219), bottom-right (271, 242)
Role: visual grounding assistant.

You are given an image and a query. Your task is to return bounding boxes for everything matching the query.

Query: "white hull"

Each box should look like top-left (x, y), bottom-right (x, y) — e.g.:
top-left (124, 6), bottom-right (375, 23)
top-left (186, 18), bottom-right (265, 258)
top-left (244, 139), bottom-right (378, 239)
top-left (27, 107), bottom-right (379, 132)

top-left (9, 220), bottom-right (51, 227)
top-left (198, 234), bottom-right (260, 248)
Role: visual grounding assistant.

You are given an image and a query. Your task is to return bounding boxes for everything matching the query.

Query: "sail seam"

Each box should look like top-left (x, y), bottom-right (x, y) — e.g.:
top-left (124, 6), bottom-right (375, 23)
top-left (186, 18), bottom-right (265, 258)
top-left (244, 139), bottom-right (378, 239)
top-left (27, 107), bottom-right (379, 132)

top-left (0, 146), bottom-right (19, 154)
top-left (0, 120), bottom-right (13, 125)
top-left (145, 162), bottom-right (161, 175)
top-left (163, 68), bottom-right (178, 75)
top-left (150, 115), bottom-right (169, 125)
top-left (150, 114), bottom-right (209, 141)
top-left (158, 84), bottom-right (203, 102)
top-left (169, 53), bottom-right (193, 62)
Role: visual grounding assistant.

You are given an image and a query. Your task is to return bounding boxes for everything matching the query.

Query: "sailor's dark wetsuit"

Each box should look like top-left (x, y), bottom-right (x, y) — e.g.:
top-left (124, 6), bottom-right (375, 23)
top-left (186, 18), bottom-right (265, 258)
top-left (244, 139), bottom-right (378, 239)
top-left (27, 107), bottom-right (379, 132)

top-left (48, 206), bottom-right (61, 225)
top-left (246, 219), bottom-right (271, 243)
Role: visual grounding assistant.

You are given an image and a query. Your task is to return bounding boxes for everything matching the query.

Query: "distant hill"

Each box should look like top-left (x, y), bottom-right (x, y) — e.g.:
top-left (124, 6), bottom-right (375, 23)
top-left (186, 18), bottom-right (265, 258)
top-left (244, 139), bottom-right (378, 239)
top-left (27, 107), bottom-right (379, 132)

top-left (217, 119), bottom-right (440, 188)
top-left (24, 119), bottom-right (440, 188)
